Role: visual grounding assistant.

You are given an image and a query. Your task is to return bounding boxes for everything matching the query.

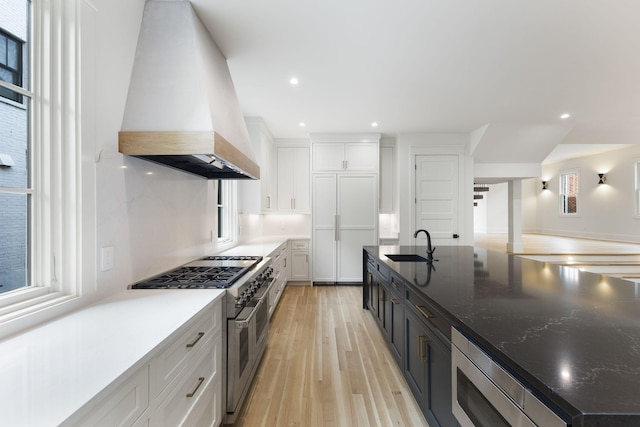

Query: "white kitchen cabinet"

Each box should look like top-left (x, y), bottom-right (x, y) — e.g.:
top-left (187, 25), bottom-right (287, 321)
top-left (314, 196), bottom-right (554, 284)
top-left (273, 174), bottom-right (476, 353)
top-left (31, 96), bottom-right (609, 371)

top-left (311, 135), bottom-right (379, 283)
top-left (149, 340), bottom-right (219, 427)
top-left (239, 118), bottom-right (276, 213)
top-left (312, 142), bottom-right (378, 172)
top-left (312, 174), bottom-right (378, 283)
top-left (66, 367), bottom-right (150, 427)
top-left (379, 142), bottom-right (395, 213)
top-left (289, 239), bottom-right (310, 282)
top-left (268, 241), bottom-right (289, 317)
top-left (276, 146), bottom-right (310, 212)
top-left (63, 296), bottom-right (223, 427)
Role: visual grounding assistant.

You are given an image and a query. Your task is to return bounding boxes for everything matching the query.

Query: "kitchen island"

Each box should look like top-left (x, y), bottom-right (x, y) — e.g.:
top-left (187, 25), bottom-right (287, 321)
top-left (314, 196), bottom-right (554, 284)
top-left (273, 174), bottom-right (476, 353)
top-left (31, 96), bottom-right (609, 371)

top-left (364, 245), bottom-right (640, 427)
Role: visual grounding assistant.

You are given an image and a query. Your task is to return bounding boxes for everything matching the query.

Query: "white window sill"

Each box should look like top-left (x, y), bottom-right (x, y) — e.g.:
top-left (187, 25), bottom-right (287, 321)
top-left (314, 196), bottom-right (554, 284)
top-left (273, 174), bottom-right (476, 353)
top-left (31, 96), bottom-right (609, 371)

top-left (0, 291), bottom-right (82, 340)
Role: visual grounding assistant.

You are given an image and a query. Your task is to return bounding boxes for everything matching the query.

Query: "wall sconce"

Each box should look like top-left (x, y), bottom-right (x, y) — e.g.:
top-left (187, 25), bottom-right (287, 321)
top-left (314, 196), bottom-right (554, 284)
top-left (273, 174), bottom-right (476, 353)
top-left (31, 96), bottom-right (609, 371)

top-left (541, 181), bottom-right (548, 190)
top-left (598, 173), bottom-right (607, 185)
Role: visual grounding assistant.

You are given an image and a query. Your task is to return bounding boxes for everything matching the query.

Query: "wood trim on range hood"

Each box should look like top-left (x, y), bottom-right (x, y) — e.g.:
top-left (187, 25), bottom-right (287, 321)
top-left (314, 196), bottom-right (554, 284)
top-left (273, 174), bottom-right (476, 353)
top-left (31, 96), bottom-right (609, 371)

top-left (118, 0), bottom-right (259, 180)
top-left (119, 131), bottom-right (260, 180)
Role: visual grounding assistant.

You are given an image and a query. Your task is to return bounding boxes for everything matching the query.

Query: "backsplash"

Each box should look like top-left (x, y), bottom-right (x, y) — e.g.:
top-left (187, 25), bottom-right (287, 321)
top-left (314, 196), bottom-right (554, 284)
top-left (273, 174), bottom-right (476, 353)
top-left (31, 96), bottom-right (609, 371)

top-left (238, 214), bottom-right (311, 242)
top-left (95, 150), bottom-right (219, 296)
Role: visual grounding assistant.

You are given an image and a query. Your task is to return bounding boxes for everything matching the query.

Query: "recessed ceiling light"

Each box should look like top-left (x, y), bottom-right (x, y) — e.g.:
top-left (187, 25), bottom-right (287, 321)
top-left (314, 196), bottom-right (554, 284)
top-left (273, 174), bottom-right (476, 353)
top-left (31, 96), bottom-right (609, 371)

top-left (146, 172), bottom-right (153, 175)
top-left (299, 122), bottom-right (306, 127)
top-left (371, 122), bottom-right (378, 127)
top-left (560, 113), bottom-right (571, 120)
top-left (290, 77), bottom-right (299, 85)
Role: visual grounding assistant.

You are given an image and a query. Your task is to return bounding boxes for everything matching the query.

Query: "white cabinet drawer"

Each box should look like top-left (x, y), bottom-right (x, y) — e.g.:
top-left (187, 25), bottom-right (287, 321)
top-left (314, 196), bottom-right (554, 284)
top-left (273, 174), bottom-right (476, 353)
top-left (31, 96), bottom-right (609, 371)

top-left (290, 240), bottom-right (309, 250)
top-left (150, 308), bottom-right (216, 400)
top-left (66, 366), bottom-right (149, 427)
top-left (151, 340), bottom-right (217, 427)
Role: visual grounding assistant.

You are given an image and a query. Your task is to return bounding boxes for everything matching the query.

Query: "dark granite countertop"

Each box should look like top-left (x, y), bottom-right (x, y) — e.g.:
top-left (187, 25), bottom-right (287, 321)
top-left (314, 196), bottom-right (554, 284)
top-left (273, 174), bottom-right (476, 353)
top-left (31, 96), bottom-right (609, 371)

top-left (364, 245), bottom-right (640, 427)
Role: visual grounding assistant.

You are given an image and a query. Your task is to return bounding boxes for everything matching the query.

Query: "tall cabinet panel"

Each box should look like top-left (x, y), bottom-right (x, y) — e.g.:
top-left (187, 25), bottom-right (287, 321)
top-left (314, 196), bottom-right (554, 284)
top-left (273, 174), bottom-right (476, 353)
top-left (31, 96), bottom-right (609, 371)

top-left (336, 175), bottom-right (378, 281)
top-left (312, 174), bottom-right (337, 282)
top-left (311, 134), bottom-right (380, 284)
top-left (276, 146), bottom-right (310, 213)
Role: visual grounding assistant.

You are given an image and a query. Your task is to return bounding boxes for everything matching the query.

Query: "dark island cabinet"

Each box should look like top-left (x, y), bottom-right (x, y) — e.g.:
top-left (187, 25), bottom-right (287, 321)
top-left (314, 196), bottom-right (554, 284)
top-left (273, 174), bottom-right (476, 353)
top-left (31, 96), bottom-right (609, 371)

top-left (364, 251), bottom-right (457, 426)
top-left (384, 274), bottom-right (404, 365)
top-left (404, 300), bottom-right (457, 427)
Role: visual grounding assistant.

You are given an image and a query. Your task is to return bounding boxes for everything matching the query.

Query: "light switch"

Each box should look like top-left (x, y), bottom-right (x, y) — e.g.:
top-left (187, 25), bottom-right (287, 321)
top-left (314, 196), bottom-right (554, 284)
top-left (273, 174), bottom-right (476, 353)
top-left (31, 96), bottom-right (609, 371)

top-left (101, 246), bottom-right (114, 271)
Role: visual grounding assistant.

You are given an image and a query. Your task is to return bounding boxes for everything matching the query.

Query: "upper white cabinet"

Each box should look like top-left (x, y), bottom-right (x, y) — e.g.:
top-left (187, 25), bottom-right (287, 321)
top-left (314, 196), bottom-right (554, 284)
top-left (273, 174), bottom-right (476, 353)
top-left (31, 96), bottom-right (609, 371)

top-left (276, 145), bottom-right (310, 213)
top-left (239, 118), bottom-right (276, 214)
top-left (312, 139), bottom-right (379, 173)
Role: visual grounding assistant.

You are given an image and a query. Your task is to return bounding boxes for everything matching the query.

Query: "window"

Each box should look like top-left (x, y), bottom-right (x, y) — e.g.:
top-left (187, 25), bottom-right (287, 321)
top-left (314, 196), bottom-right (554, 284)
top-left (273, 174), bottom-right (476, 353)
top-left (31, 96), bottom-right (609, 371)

top-left (0, 4), bottom-right (30, 295)
top-left (559, 171), bottom-right (579, 215)
top-left (0, 0), bottom-right (84, 331)
top-left (0, 29), bottom-right (23, 103)
top-left (217, 180), bottom-right (237, 243)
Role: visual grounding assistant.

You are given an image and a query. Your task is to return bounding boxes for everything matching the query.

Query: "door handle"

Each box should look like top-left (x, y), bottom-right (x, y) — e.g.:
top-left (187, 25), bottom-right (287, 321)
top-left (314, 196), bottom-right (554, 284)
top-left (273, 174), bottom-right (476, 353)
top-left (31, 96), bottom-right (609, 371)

top-left (416, 305), bottom-right (434, 319)
top-left (186, 377), bottom-right (205, 398)
top-left (418, 335), bottom-right (428, 363)
top-left (186, 332), bottom-right (205, 348)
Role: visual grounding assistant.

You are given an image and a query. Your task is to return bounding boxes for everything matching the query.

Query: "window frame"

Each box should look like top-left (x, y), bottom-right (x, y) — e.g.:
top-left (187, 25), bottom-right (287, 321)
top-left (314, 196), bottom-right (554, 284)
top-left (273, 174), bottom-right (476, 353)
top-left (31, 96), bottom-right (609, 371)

top-left (559, 170), bottom-right (579, 216)
top-left (0, 0), bottom-right (86, 336)
top-left (217, 179), bottom-right (237, 245)
top-left (0, 28), bottom-right (24, 103)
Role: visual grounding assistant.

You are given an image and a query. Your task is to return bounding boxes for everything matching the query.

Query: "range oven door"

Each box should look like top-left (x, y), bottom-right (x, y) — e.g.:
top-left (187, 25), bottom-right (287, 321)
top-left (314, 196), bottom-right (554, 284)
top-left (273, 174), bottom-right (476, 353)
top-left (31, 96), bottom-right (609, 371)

top-left (227, 297), bottom-right (269, 415)
top-left (452, 328), bottom-right (567, 427)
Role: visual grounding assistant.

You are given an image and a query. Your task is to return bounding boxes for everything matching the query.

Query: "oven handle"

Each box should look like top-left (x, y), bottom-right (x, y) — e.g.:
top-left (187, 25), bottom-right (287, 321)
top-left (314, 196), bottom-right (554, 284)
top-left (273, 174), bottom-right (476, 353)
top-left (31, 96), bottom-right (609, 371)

top-left (235, 298), bottom-right (264, 328)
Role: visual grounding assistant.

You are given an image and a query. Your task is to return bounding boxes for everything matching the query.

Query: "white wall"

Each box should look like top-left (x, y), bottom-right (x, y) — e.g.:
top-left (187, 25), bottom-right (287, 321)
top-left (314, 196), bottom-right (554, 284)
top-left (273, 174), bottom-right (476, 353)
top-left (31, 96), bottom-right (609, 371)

top-left (396, 133), bottom-right (474, 246)
top-left (522, 177), bottom-right (538, 232)
top-left (473, 182), bottom-right (508, 234)
top-left (537, 145), bottom-right (640, 242)
top-left (91, 0), bottom-right (226, 297)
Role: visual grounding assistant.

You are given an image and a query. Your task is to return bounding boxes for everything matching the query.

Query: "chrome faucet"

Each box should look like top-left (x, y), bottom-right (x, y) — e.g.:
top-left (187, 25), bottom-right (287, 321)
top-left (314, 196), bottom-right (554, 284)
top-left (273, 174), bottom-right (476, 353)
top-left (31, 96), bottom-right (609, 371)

top-left (414, 229), bottom-right (436, 260)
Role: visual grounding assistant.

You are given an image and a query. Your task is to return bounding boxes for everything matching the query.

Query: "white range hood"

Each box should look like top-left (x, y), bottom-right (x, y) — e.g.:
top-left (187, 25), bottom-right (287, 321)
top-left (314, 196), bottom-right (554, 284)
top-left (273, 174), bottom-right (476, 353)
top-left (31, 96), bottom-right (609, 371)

top-left (119, 0), bottom-right (259, 180)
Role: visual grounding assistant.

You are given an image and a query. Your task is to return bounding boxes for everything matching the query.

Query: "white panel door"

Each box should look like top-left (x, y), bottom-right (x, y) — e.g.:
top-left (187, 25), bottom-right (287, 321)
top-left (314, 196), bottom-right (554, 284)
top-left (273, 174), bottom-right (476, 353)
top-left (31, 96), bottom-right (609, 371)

top-left (312, 143), bottom-right (344, 171)
top-left (337, 175), bottom-right (378, 281)
top-left (415, 155), bottom-right (459, 245)
top-left (312, 174), bottom-right (337, 281)
top-left (292, 147), bottom-right (310, 211)
top-left (345, 143), bottom-right (378, 171)
top-left (277, 147), bottom-right (294, 211)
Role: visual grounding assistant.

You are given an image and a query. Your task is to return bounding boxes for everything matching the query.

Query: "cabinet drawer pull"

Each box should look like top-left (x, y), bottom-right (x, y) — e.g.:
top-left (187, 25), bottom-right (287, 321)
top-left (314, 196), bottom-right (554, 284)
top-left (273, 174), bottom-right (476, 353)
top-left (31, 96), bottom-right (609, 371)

top-left (392, 280), bottom-right (399, 289)
top-left (391, 298), bottom-right (399, 304)
top-left (186, 332), bottom-right (205, 348)
top-left (186, 376), bottom-right (205, 398)
top-left (416, 305), bottom-right (434, 319)
top-left (418, 335), bottom-right (428, 363)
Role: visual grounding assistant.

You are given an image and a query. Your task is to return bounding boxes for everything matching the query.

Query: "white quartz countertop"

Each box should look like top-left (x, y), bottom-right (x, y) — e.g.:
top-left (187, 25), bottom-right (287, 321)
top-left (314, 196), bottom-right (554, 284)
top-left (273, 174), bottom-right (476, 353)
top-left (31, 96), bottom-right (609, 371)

top-left (221, 236), bottom-right (309, 258)
top-left (0, 289), bottom-right (224, 427)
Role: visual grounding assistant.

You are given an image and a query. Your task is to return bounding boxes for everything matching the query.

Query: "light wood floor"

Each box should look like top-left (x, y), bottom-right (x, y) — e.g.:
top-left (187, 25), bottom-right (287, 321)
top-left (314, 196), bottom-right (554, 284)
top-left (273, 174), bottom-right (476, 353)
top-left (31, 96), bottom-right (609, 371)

top-left (229, 286), bottom-right (428, 427)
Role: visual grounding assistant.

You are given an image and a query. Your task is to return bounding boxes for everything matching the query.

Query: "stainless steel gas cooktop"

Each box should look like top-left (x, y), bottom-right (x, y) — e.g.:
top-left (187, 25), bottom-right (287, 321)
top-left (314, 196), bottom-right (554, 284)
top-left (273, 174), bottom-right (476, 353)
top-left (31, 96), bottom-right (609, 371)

top-left (130, 255), bottom-right (263, 289)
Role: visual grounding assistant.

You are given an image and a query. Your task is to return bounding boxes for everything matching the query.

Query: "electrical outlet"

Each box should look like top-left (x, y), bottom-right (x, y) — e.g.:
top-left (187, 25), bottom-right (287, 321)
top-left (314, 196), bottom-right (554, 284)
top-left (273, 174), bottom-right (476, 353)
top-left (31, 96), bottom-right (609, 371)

top-left (101, 246), bottom-right (114, 271)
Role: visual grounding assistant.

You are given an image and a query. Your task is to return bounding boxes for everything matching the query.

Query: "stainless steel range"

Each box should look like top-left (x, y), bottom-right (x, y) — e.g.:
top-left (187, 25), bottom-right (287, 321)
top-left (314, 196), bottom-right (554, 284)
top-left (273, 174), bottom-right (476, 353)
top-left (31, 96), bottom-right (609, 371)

top-left (130, 255), bottom-right (274, 425)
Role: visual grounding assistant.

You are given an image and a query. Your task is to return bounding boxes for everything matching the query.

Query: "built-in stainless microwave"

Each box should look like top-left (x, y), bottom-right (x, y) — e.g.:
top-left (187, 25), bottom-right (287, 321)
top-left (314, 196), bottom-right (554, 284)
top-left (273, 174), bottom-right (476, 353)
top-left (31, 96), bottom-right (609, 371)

top-left (451, 327), bottom-right (568, 427)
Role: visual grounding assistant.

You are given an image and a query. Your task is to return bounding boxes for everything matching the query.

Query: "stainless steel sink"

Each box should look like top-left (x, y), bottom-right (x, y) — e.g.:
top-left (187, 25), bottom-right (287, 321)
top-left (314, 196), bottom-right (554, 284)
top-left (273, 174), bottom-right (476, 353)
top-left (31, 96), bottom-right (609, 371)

top-left (385, 254), bottom-right (429, 262)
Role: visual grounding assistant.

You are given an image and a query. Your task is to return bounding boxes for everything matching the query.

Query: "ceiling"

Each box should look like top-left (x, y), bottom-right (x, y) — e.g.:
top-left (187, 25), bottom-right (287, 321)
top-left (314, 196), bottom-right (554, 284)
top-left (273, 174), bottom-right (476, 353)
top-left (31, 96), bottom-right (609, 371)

top-left (190, 0), bottom-right (640, 162)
